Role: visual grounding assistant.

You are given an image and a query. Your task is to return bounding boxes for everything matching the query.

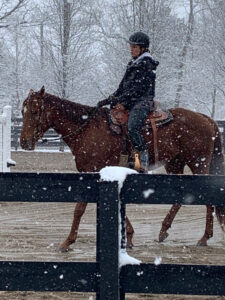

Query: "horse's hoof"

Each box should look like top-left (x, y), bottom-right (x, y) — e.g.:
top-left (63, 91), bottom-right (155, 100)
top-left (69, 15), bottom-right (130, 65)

top-left (58, 246), bottom-right (68, 253)
top-left (196, 240), bottom-right (207, 246)
top-left (126, 242), bottom-right (134, 249)
top-left (126, 233), bottom-right (134, 249)
top-left (58, 245), bottom-right (72, 253)
top-left (158, 232), bottom-right (169, 243)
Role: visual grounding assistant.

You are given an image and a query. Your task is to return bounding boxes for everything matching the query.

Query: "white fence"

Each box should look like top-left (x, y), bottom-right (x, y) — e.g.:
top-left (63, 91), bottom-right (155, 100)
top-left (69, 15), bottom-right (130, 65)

top-left (0, 106), bottom-right (15, 172)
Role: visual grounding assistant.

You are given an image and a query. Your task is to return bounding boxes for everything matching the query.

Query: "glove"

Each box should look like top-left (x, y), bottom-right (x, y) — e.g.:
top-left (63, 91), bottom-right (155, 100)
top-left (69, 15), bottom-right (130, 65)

top-left (97, 98), bottom-right (110, 108)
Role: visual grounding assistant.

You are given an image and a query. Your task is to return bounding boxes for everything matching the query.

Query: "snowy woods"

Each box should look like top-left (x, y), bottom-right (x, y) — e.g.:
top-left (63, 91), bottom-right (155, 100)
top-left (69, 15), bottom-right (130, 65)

top-left (0, 0), bottom-right (224, 118)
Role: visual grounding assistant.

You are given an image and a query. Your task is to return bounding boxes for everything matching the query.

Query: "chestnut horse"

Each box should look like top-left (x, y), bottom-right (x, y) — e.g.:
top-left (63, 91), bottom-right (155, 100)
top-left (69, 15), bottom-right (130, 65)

top-left (20, 86), bottom-right (225, 251)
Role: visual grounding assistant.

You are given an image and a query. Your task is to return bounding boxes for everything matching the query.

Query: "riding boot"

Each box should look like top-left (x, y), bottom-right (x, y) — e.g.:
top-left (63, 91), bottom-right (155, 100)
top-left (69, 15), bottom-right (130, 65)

top-left (139, 150), bottom-right (149, 173)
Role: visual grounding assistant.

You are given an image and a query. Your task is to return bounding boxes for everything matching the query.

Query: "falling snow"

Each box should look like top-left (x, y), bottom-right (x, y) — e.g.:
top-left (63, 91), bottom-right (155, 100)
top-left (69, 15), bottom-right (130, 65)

top-left (143, 188), bottom-right (155, 198)
top-left (154, 256), bottom-right (162, 266)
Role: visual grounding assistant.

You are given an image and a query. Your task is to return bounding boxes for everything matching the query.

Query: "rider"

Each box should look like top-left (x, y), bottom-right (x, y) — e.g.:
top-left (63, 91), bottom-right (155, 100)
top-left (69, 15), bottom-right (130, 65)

top-left (97, 31), bottom-right (159, 172)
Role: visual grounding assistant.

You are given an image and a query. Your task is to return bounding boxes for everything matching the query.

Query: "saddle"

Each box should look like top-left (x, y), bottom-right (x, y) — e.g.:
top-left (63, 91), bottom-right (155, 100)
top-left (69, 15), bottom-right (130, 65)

top-left (109, 102), bottom-right (173, 166)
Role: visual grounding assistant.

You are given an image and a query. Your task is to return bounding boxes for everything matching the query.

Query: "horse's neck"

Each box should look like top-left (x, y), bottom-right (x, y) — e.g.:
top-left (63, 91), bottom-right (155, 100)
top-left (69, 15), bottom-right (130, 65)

top-left (53, 116), bottom-right (79, 137)
top-left (48, 98), bottom-right (97, 148)
top-left (47, 102), bottom-right (124, 172)
top-left (48, 97), bottom-right (93, 134)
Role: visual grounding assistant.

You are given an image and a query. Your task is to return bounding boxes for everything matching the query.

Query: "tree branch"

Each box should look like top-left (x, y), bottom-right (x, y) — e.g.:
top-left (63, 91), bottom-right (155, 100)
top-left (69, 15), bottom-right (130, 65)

top-left (0, 0), bottom-right (26, 21)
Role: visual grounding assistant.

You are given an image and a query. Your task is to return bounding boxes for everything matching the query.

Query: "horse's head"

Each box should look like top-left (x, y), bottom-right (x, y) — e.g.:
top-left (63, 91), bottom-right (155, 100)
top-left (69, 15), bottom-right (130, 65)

top-left (20, 86), bottom-right (51, 150)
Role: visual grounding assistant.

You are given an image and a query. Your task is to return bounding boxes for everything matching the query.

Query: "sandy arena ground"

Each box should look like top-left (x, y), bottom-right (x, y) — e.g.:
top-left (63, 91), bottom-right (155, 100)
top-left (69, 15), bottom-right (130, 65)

top-left (0, 150), bottom-right (225, 300)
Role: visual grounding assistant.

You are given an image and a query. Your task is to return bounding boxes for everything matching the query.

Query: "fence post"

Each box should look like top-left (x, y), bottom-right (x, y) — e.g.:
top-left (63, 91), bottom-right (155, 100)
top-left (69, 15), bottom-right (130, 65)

top-left (0, 106), bottom-right (12, 172)
top-left (120, 202), bottom-right (126, 250)
top-left (59, 139), bottom-right (64, 152)
top-left (119, 200), bottom-right (126, 300)
top-left (96, 181), bottom-right (120, 300)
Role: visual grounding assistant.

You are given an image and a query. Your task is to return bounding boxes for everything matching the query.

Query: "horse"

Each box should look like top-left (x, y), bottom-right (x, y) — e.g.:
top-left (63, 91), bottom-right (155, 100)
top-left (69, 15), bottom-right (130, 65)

top-left (20, 86), bottom-right (225, 251)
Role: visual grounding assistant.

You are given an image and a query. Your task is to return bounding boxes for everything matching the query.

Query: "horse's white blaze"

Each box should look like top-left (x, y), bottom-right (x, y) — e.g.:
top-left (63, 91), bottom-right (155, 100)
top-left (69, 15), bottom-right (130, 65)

top-left (23, 106), bottom-right (27, 114)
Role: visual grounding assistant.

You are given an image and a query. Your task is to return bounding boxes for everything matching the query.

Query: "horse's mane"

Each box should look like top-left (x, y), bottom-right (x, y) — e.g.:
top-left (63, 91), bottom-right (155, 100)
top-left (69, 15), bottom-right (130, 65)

top-left (44, 93), bottom-right (98, 124)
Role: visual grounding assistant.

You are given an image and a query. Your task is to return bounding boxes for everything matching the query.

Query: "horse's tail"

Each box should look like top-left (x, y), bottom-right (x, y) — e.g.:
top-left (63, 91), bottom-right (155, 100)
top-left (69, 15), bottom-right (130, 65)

top-left (209, 122), bottom-right (225, 233)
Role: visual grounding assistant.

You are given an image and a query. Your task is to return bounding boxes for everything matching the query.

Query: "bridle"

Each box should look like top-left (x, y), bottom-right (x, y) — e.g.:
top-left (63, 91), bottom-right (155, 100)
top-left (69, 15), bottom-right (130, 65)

top-left (41, 106), bottom-right (100, 144)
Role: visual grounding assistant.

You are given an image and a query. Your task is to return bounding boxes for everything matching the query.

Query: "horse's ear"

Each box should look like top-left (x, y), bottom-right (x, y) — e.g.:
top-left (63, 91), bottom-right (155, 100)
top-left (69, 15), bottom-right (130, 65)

top-left (28, 89), bottom-right (35, 96)
top-left (39, 86), bottom-right (45, 96)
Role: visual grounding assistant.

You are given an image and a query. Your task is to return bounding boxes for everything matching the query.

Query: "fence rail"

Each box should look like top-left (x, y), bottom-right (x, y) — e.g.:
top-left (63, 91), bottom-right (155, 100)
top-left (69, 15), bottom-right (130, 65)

top-left (217, 120), bottom-right (225, 149)
top-left (10, 118), bottom-right (225, 151)
top-left (0, 172), bottom-right (225, 299)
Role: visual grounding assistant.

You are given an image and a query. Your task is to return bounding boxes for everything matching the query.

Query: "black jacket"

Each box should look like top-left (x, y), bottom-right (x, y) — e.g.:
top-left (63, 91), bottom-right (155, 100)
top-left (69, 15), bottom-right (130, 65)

top-left (106, 52), bottom-right (159, 110)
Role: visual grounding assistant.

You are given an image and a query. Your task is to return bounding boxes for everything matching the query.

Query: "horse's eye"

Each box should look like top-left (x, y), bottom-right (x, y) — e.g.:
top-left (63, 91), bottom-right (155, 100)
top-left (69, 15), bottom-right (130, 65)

top-left (31, 111), bottom-right (38, 115)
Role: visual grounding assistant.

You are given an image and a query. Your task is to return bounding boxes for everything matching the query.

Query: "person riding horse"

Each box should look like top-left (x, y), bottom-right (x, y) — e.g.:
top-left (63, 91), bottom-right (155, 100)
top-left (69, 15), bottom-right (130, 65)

top-left (97, 31), bottom-right (159, 172)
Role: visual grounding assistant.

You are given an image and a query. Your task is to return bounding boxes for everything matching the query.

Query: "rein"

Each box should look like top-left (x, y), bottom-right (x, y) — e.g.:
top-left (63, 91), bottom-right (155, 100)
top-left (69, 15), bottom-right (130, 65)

top-left (41, 106), bottom-right (100, 144)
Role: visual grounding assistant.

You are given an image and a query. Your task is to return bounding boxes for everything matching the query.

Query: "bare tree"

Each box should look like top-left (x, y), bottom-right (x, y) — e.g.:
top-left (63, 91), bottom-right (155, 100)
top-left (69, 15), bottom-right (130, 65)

top-left (0, 0), bottom-right (27, 28)
top-left (36, 0), bottom-right (98, 101)
top-left (200, 0), bottom-right (225, 117)
top-left (174, 0), bottom-right (195, 107)
top-left (61, 0), bottom-right (71, 98)
top-left (0, 0), bottom-right (30, 111)
top-left (95, 0), bottom-right (184, 107)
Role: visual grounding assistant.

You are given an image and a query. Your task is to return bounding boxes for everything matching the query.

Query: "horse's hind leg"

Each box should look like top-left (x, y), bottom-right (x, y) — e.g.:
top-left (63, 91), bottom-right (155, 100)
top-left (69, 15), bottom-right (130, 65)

top-left (59, 202), bottom-right (87, 252)
top-left (197, 205), bottom-right (214, 246)
top-left (158, 158), bottom-right (185, 243)
top-left (189, 162), bottom-right (214, 246)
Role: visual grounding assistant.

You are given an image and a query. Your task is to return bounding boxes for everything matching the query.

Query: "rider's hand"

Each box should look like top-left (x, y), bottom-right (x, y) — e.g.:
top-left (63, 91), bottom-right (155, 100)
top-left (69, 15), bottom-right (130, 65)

top-left (97, 98), bottom-right (110, 108)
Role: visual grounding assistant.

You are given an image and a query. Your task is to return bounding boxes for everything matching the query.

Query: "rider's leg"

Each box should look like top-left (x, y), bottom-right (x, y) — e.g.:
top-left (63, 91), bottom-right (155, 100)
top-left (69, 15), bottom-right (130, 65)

top-left (128, 102), bottom-right (153, 172)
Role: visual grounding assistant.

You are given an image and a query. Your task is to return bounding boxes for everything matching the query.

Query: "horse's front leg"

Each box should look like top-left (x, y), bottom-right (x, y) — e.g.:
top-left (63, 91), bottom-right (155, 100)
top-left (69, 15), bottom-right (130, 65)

top-left (59, 202), bottom-right (87, 252)
top-left (126, 216), bottom-right (134, 248)
top-left (159, 204), bottom-right (181, 242)
top-left (197, 205), bottom-right (214, 246)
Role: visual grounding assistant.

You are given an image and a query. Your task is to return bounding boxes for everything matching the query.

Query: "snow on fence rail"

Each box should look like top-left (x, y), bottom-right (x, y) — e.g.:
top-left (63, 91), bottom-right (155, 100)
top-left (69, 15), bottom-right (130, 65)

top-left (0, 172), bottom-right (225, 299)
top-left (0, 106), bottom-right (15, 172)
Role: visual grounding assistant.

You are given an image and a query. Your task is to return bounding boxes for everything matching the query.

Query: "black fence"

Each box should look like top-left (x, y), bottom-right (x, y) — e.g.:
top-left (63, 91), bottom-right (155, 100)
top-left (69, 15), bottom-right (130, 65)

top-left (11, 118), bottom-right (225, 151)
top-left (0, 172), bottom-right (225, 299)
top-left (216, 120), bottom-right (225, 149)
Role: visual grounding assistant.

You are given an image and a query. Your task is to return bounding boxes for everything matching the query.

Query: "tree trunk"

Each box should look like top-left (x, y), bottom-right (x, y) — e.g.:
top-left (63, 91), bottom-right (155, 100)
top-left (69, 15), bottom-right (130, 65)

top-left (15, 25), bottom-right (20, 114)
top-left (40, 22), bottom-right (44, 70)
top-left (174, 0), bottom-right (194, 108)
top-left (211, 86), bottom-right (216, 119)
top-left (62, 0), bottom-right (71, 98)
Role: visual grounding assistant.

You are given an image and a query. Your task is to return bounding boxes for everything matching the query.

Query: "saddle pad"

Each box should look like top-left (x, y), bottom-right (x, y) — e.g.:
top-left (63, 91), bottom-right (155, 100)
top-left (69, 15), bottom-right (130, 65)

top-left (108, 108), bottom-right (173, 135)
top-left (145, 109), bottom-right (173, 128)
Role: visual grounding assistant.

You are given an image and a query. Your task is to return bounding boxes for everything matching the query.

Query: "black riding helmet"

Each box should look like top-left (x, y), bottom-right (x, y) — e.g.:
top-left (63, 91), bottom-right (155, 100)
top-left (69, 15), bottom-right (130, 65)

top-left (128, 31), bottom-right (150, 48)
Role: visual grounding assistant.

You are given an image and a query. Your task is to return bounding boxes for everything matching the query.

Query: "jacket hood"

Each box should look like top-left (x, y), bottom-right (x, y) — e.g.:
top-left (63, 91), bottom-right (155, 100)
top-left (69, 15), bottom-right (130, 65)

top-left (132, 52), bottom-right (159, 68)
